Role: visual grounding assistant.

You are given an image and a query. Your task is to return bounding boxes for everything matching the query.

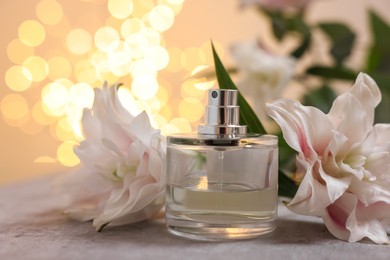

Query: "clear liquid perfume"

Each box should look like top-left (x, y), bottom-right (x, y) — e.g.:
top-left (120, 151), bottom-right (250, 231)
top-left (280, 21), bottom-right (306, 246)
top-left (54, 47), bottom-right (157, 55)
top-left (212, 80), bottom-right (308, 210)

top-left (165, 89), bottom-right (278, 241)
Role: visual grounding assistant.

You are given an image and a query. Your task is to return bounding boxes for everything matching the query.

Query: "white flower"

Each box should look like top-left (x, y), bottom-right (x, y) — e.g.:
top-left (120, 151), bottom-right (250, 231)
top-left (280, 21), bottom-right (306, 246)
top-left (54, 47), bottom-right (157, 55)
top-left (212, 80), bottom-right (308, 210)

top-left (231, 40), bottom-right (295, 124)
top-left (266, 73), bottom-right (390, 244)
top-left (58, 82), bottom-right (165, 231)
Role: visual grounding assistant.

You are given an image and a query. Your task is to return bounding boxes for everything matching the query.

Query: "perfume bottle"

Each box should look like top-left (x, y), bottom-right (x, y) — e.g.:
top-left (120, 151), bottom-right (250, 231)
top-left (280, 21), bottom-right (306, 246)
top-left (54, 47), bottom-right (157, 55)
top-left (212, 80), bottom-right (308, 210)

top-left (165, 89), bottom-right (278, 241)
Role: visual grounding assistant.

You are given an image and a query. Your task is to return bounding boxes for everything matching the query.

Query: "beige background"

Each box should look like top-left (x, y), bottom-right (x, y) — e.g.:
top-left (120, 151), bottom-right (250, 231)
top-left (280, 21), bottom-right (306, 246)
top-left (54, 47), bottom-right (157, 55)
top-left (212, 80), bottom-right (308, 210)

top-left (1, 0), bottom-right (389, 185)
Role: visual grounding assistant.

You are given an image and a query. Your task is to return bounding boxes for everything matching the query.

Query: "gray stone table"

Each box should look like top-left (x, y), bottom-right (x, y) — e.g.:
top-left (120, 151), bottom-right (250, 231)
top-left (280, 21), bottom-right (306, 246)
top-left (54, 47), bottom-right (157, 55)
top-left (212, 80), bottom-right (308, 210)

top-left (0, 176), bottom-right (389, 260)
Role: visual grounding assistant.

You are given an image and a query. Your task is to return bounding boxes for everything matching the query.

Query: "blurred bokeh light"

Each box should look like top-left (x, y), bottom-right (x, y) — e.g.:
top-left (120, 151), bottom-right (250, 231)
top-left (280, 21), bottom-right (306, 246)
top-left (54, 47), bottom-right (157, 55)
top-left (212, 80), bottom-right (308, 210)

top-left (1, 0), bottom-right (218, 175)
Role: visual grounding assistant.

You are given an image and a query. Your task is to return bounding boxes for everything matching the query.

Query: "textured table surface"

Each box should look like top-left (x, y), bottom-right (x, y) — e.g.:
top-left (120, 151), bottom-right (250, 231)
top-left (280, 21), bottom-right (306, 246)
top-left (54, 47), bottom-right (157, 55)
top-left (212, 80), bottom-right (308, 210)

top-left (0, 176), bottom-right (388, 260)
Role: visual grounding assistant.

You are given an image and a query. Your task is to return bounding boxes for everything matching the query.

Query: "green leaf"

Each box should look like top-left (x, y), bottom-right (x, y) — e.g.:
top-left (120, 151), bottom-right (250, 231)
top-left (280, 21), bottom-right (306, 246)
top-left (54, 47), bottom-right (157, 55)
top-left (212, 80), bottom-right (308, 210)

top-left (375, 92), bottom-right (390, 123)
top-left (303, 85), bottom-right (337, 113)
top-left (370, 11), bottom-right (390, 50)
top-left (291, 33), bottom-right (311, 58)
top-left (367, 11), bottom-right (390, 73)
top-left (261, 8), bottom-right (311, 57)
top-left (277, 131), bottom-right (295, 168)
top-left (211, 42), bottom-right (267, 134)
top-left (306, 66), bottom-right (357, 80)
top-left (289, 16), bottom-right (312, 58)
top-left (261, 9), bottom-right (288, 41)
top-left (319, 23), bottom-right (356, 65)
top-left (271, 13), bottom-right (288, 41)
top-left (278, 170), bottom-right (298, 198)
top-left (369, 72), bottom-right (390, 95)
top-left (369, 73), bottom-right (390, 123)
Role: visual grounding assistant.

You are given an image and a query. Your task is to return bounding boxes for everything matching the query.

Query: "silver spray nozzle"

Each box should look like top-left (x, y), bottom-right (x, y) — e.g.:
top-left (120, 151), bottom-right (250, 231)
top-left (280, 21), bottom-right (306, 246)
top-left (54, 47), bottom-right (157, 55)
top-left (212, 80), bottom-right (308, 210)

top-left (198, 89), bottom-right (247, 136)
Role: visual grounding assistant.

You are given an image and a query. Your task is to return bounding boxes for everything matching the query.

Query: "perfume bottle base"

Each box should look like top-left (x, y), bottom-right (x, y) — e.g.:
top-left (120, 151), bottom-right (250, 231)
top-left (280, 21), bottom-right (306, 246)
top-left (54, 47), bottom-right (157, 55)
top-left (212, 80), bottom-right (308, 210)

top-left (167, 222), bottom-right (276, 241)
top-left (166, 213), bottom-right (276, 241)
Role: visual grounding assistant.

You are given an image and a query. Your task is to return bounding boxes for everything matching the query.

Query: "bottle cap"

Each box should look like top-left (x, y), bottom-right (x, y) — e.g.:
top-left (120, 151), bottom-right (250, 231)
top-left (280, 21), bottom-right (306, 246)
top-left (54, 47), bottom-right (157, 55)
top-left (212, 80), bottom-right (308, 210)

top-left (198, 89), bottom-right (247, 136)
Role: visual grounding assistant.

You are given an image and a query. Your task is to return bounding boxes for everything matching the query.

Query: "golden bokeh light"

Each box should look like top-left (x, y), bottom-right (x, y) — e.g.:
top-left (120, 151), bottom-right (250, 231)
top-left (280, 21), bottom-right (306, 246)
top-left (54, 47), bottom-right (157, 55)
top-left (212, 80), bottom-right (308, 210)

top-left (94, 26), bottom-right (120, 52)
top-left (166, 47), bottom-right (183, 72)
top-left (5, 66), bottom-right (33, 91)
top-left (146, 97), bottom-right (161, 114)
top-left (131, 74), bottom-right (159, 100)
top-left (41, 82), bottom-right (69, 116)
top-left (132, 0), bottom-right (155, 18)
top-left (18, 20), bottom-right (46, 47)
top-left (170, 117), bottom-right (192, 133)
top-left (46, 16), bottom-right (71, 38)
top-left (68, 83), bottom-right (95, 109)
top-left (152, 114), bottom-right (167, 128)
top-left (160, 105), bottom-right (172, 121)
top-left (55, 118), bottom-right (77, 142)
top-left (156, 86), bottom-right (169, 106)
top-left (107, 43), bottom-right (133, 76)
top-left (23, 56), bottom-right (49, 82)
top-left (179, 97), bottom-right (204, 122)
top-left (34, 156), bottom-right (57, 163)
top-left (47, 56), bottom-right (72, 80)
top-left (130, 59), bottom-right (157, 77)
top-left (32, 102), bottom-right (56, 126)
top-left (148, 5), bottom-right (175, 32)
top-left (191, 65), bottom-right (216, 90)
top-left (121, 18), bottom-right (142, 38)
top-left (181, 47), bottom-right (206, 71)
top-left (57, 141), bottom-right (80, 167)
top-left (66, 28), bottom-right (93, 55)
top-left (167, 0), bottom-right (185, 4)
top-left (74, 59), bottom-right (98, 84)
top-left (181, 80), bottom-right (207, 99)
top-left (163, 0), bottom-right (184, 15)
top-left (142, 28), bottom-right (161, 46)
top-left (108, 0), bottom-right (134, 20)
top-left (144, 46), bottom-right (169, 71)
top-left (7, 39), bottom-right (35, 64)
top-left (3, 0), bottom-right (216, 169)
top-left (1, 94), bottom-right (29, 121)
top-left (36, 0), bottom-right (64, 25)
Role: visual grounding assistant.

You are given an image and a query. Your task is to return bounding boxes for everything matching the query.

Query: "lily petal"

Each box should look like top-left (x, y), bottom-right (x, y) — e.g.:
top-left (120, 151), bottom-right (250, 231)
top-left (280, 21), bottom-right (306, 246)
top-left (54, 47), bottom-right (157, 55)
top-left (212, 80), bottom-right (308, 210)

top-left (266, 99), bottom-right (333, 158)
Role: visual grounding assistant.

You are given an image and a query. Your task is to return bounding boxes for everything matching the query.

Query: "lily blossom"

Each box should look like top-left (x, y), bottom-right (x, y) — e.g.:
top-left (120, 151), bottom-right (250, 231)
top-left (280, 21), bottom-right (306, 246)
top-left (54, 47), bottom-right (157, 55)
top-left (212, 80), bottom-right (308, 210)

top-left (57, 82), bottom-right (164, 231)
top-left (231, 40), bottom-right (296, 125)
top-left (267, 73), bottom-right (390, 244)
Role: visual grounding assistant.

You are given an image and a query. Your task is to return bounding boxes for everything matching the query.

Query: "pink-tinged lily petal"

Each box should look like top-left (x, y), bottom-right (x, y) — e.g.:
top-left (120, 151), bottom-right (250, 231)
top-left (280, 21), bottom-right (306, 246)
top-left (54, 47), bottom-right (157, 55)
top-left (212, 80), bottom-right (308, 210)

top-left (322, 193), bottom-right (357, 241)
top-left (350, 73), bottom-right (381, 115)
top-left (318, 160), bottom-right (353, 203)
top-left (266, 99), bottom-right (333, 159)
top-left (328, 73), bottom-right (381, 145)
top-left (287, 159), bottom-right (332, 216)
top-left (346, 200), bottom-right (390, 244)
top-left (348, 178), bottom-right (390, 205)
top-left (80, 109), bottom-right (101, 141)
top-left (126, 111), bottom-right (154, 148)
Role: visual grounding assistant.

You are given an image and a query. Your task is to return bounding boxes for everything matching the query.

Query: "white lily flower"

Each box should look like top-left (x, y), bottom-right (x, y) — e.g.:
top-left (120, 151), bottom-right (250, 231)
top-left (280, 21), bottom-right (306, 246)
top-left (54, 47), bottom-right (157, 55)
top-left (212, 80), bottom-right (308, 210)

top-left (231, 40), bottom-right (296, 125)
top-left (58, 82), bottom-right (165, 231)
top-left (266, 73), bottom-right (390, 244)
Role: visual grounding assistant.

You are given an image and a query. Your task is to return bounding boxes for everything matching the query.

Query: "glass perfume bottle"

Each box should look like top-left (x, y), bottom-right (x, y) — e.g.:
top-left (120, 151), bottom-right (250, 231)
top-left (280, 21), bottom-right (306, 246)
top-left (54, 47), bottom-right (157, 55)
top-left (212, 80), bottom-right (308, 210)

top-left (165, 89), bottom-right (278, 241)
